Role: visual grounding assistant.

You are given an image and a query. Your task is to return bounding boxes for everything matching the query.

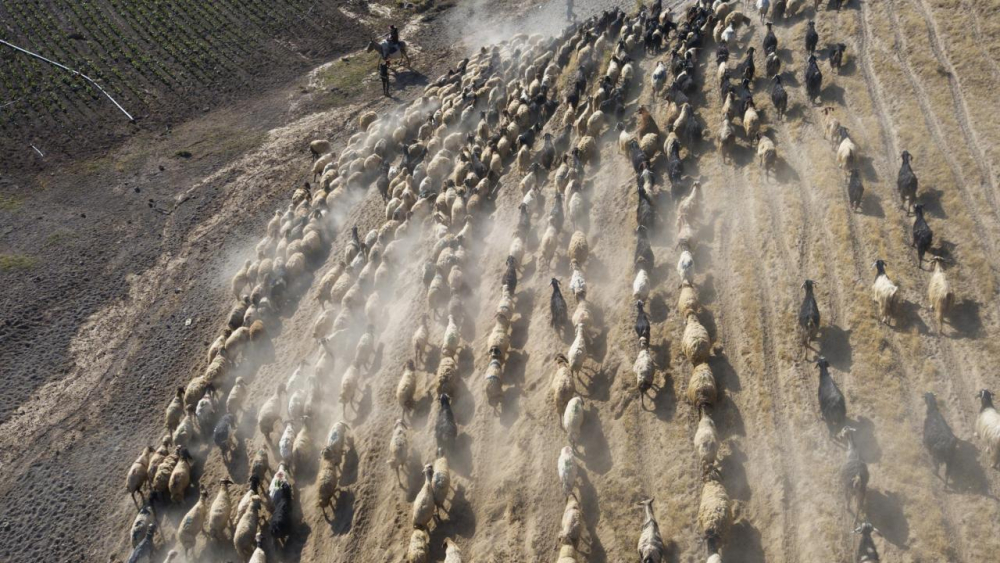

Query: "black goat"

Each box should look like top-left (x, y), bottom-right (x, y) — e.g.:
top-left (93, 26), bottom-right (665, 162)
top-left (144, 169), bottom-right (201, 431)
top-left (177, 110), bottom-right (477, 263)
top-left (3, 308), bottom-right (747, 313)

top-left (213, 413), bottom-right (237, 459)
top-left (435, 393), bottom-right (458, 451)
top-left (798, 279), bottom-right (821, 351)
top-left (550, 192), bottom-right (564, 233)
top-left (765, 51), bottom-right (781, 79)
top-left (817, 357), bottom-right (847, 435)
top-left (228, 297), bottom-right (250, 331)
top-left (666, 141), bottom-right (683, 185)
top-left (854, 522), bottom-right (881, 562)
top-left (517, 122), bottom-right (540, 150)
top-left (517, 203), bottom-right (531, 238)
top-left (805, 54), bottom-right (823, 102)
top-left (897, 150), bottom-right (918, 213)
top-left (539, 133), bottom-right (555, 170)
top-left (773, 0), bottom-right (787, 19)
top-left (635, 225), bottom-right (655, 269)
top-left (763, 22), bottom-right (778, 55)
top-left (627, 139), bottom-right (648, 175)
top-left (635, 300), bottom-right (651, 342)
top-left (551, 278), bottom-right (568, 331)
top-left (840, 427), bottom-right (869, 524)
top-left (737, 47), bottom-right (756, 82)
top-left (771, 75), bottom-right (788, 119)
top-left (847, 168), bottom-right (864, 212)
top-left (912, 204), bottom-right (933, 267)
top-left (502, 255), bottom-right (518, 292)
top-left (270, 481), bottom-right (293, 545)
top-left (805, 21), bottom-right (819, 54)
top-left (716, 44), bottom-right (729, 65)
top-left (830, 43), bottom-right (847, 73)
top-left (126, 522), bottom-right (156, 563)
top-left (922, 392), bottom-right (957, 487)
top-left (637, 185), bottom-right (656, 231)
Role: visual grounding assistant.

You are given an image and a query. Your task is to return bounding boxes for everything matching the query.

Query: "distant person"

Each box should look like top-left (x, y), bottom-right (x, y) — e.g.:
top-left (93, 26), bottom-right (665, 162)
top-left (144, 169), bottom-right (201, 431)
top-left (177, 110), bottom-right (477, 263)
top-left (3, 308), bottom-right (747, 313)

top-left (379, 60), bottom-right (391, 97)
top-left (387, 24), bottom-right (400, 50)
top-left (566, 0), bottom-right (576, 22)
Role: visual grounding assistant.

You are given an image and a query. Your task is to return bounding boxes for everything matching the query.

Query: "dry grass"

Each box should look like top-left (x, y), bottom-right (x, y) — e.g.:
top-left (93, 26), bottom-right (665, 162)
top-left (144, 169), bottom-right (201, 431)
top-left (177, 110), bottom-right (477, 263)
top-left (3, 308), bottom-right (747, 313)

top-left (0, 253), bottom-right (37, 272)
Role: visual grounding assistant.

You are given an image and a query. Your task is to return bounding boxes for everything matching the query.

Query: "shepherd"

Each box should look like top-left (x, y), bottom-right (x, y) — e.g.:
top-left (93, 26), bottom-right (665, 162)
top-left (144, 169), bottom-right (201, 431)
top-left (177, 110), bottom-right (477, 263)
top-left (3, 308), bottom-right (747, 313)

top-left (379, 60), bottom-right (390, 96)
top-left (368, 24), bottom-right (411, 67)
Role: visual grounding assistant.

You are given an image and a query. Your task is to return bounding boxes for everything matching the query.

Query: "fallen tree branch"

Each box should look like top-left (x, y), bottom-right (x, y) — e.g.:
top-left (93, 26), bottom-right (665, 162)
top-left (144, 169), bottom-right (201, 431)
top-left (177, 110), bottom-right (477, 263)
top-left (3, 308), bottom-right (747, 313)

top-left (0, 39), bottom-right (135, 122)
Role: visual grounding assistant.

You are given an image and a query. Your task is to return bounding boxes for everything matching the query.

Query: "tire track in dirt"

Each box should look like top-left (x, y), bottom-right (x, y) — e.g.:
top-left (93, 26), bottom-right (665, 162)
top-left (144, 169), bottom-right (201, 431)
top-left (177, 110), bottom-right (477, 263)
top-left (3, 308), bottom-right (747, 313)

top-left (878, 0), bottom-right (1000, 269)
top-left (907, 0), bottom-right (1000, 212)
top-left (764, 14), bottom-right (991, 561)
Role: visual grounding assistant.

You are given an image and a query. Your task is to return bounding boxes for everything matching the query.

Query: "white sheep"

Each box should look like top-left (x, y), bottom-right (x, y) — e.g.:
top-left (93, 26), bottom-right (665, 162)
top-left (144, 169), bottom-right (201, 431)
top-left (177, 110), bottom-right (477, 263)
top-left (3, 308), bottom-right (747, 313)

top-left (557, 446), bottom-right (578, 497)
top-left (694, 406), bottom-right (720, 473)
top-left (168, 447), bottom-right (193, 503)
top-left (177, 486), bottom-right (209, 556)
top-left (432, 447), bottom-right (451, 513)
top-left (407, 529), bottom-right (430, 563)
top-left (743, 101), bottom-right (760, 142)
top-left (258, 383), bottom-right (285, 441)
top-left (227, 377), bottom-right (247, 417)
top-left (634, 336), bottom-right (655, 394)
top-left (339, 362), bottom-right (360, 409)
top-left (683, 312), bottom-right (711, 364)
top-left (413, 464), bottom-right (437, 528)
top-left (637, 498), bottom-right (666, 563)
top-left (678, 249), bottom-right (695, 285)
top-left (207, 478), bottom-right (234, 541)
top-left (837, 132), bottom-right (858, 170)
top-left (757, 134), bottom-right (776, 177)
top-left (387, 419), bottom-right (409, 483)
top-left (397, 360), bottom-right (417, 412)
top-left (698, 468), bottom-right (732, 546)
top-left (233, 497), bottom-right (261, 561)
top-left (488, 314), bottom-right (511, 360)
top-left (557, 545), bottom-right (579, 563)
top-left (563, 396), bottom-right (584, 447)
top-left (568, 231), bottom-right (589, 267)
top-left (444, 538), bottom-right (463, 563)
top-left (687, 363), bottom-right (718, 408)
top-left (633, 267), bottom-right (650, 301)
top-left (317, 445), bottom-right (340, 512)
top-left (975, 389), bottom-right (1000, 469)
top-left (568, 323), bottom-right (587, 378)
top-left (442, 314), bottom-right (460, 358)
top-left (871, 259), bottom-right (899, 326)
top-left (125, 446), bottom-right (152, 505)
top-left (927, 257), bottom-right (955, 334)
top-left (569, 260), bottom-right (586, 302)
top-left (248, 533), bottom-right (266, 563)
top-left (412, 314), bottom-right (430, 365)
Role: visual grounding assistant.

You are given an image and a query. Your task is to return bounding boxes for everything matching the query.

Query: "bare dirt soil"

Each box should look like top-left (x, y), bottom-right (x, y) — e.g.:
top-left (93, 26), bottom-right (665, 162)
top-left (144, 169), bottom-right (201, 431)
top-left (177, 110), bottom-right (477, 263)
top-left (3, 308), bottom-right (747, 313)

top-left (2, 0), bottom-right (1000, 562)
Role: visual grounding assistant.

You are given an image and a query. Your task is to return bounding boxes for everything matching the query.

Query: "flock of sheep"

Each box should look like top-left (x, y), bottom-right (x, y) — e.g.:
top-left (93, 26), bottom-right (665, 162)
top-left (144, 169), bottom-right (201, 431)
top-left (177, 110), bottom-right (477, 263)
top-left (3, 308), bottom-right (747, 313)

top-left (115, 0), bottom-right (1000, 562)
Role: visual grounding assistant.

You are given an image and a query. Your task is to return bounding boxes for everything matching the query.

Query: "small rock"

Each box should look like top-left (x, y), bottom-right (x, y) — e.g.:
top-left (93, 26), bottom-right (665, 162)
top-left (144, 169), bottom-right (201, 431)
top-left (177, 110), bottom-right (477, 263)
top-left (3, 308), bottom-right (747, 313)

top-left (174, 288), bottom-right (181, 294)
top-left (80, 213), bottom-right (86, 218)
top-left (185, 318), bottom-right (192, 326)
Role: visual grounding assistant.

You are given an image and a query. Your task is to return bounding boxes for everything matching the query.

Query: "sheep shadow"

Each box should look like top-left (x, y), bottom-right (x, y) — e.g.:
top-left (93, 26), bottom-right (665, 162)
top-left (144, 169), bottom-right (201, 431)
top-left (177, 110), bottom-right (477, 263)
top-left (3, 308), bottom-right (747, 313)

top-left (846, 415), bottom-right (881, 463)
top-left (919, 186), bottom-right (947, 219)
top-left (350, 385), bottom-right (375, 426)
top-left (860, 191), bottom-right (885, 218)
top-left (865, 488), bottom-right (909, 548)
top-left (578, 406), bottom-right (614, 475)
top-left (819, 324), bottom-right (852, 371)
top-left (327, 489), bottom-right (356, 534)
top-left (821, 84), bottom-right (847, 105)
top-left (499, 385), bottom-right (523, 426)
top-left (274, 519), bottom-right (312, 563)
top-left (510, 288), bottom-right (536, 349)
top-left (450, 432), bottom-right (475, 478)
top-left (726, 519), bottom-right (766, 562)
top-left (893, 298), bottom-right (929, 334)
top-left (950, 298), bottom-right (983, 339)
top-left (435, 484), bottom-right (478, 538)
top-left (695, 275), bottom-right (717, 308)
top-left (947, 438), bottom-right (993, 496)
top-left (576, 471), bottom-right (606, 560)
top-left (339, 447), bottom-right (360, 486)
top-left (582, 360), bottom-right (615, 403)
top-left (404, 454), bottom-right (427, 501)
top-left (647, 292), bottom-right (671, 324)
top-left (720, 441), bottom-right (753, 501)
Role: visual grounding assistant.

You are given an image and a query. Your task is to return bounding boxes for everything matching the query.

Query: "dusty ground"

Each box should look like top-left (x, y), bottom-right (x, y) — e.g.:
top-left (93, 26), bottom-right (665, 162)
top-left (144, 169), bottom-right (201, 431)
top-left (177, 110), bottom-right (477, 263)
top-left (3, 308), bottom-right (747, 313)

top-left (2, 0), bottom-right (1000, 562)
